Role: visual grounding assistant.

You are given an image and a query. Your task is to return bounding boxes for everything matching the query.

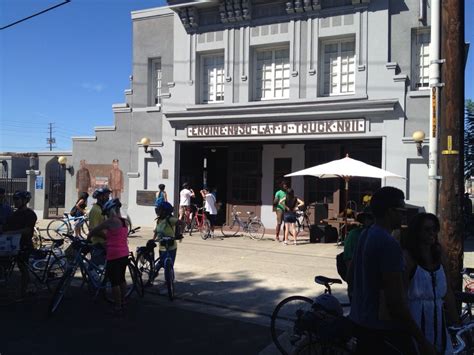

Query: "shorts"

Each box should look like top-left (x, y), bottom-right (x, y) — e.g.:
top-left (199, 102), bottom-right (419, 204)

top-left (284, 211), bottom-right (297, 223)
top-left (205, 212), bottom-right (216, 227)
top-left (106, 256), bottom-right (128, 287)
top-left (276, 209), bottom-right (284, 225)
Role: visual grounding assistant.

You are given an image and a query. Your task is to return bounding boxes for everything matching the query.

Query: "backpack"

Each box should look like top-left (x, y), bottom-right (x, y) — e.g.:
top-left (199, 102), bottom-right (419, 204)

top-left (154, 191), bottom-right (164, 207)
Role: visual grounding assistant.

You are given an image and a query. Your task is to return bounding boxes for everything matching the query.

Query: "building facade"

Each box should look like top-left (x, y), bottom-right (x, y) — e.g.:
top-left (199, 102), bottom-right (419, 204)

top-left (69, 0), bottom-right (432, 227)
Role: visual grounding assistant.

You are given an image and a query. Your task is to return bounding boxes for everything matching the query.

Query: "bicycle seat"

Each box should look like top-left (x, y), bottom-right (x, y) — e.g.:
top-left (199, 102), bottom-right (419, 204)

top-left (314, 276), bottom-right (342, 286)
top-left (455, 291), bottom-right (474, 304)
top-left (246, 211), bottom-right (254, 215)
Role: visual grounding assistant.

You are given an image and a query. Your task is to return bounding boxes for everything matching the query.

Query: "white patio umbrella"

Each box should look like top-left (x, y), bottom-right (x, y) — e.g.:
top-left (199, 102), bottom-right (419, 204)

top-left (285, 155), bottom-right (404, 238)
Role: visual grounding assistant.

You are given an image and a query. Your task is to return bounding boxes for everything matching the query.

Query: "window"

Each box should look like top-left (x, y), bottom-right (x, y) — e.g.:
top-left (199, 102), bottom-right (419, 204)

top-left (320, 38), bottom-right (355, 96)
top-left (412, 29), bottom-right (430, 90)
top-left (254, 47), bottom-right (290, 100)
top-left (150, 58), bottom-right (162, 106)
top-left (201, 54), bottom-right (224, 103)
top-left (228, 146), bottom-right (262, 204)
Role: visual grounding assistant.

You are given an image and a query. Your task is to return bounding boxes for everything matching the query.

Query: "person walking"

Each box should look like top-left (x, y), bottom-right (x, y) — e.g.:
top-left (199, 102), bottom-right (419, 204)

top-left (273, 180), bottom-right (288, 242)
top-left (87, 198), bottom-right (129, 315)
top-left (178, 183), bottom-right (195, 224)
top-left (71, 191), bottom-right (88, 237)
top-left (349, 186), bottom-right (436, 355)
top-left (279, 188), bottom-right (304, 245)
top-left (200, 187), bottom-right (217, 236)
top-left (402, 212), bottom-right (459, 354)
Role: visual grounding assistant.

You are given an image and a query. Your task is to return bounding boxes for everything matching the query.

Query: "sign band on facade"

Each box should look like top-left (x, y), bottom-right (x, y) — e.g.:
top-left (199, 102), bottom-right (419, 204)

top-left (187, 119), bottom-right (366, 138)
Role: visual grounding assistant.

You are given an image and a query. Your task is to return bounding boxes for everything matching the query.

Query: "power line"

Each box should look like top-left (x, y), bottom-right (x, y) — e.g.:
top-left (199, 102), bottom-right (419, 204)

top-left (0, 1), bottom-right (71, 31)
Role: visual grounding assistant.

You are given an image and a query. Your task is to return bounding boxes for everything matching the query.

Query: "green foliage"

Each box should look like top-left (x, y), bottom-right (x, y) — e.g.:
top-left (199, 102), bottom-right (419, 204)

top-left (465, 100), bottom-right (474, 180)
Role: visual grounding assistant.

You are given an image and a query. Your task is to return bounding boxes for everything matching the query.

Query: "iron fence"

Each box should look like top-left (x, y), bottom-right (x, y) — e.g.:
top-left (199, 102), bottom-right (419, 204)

top-left (0, 178), bottom-right (28, 208)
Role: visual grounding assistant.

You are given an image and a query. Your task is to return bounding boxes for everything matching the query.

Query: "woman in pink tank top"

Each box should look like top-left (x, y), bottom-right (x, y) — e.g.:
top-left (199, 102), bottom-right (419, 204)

top-left (87, 198), bottom-right (129, 314)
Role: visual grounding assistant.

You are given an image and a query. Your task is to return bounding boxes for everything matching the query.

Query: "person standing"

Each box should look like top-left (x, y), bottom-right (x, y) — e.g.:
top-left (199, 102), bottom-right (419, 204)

top-left (0, 187), bottom-right (12, 229)
top-left (178, 183), bottom-right (194, 223)
top-left (273, 180), bottom-right (288, 242)
top-left (403, 213), bottom-right (459, 354)
top-left (76, 159), bottom-right (91, 198)
top-left (3, 191), bottom-right (37, 298)
top-left (71, 191), bottom-right (89, 237)
top-left (349, 186), bottom-right (436, 355)
top-left (88, 198), bottom-right (129, 315)
top-left (154, 201), bottom-right (182, 273)
top-left (108, 159), bottom-right (124, 199)
top-left (87, 187), bottom-right (111, 266)
top-left (154, 184), bottom-right (168, 216)
top-left (201, 187), bottom-right (217, 236)
top-left (279, 188), bottom-right (304, 245)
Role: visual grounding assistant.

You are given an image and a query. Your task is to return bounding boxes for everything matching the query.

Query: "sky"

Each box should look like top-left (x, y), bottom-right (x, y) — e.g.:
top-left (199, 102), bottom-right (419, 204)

top-left (0, 0), bottom-right (473, 152)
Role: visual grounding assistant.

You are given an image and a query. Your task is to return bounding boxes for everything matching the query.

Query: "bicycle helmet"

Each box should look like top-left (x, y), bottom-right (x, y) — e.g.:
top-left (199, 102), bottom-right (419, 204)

top-left (102, 198), bottom-right (122, 215)
top-left (13, 190), bottom-right (31, 202)
top-left (92, 187), bottom-right (111, 199)
top-left (155, 200), bottom-right (174, 216)
top-left (312, 294), bottom-right (343, 317)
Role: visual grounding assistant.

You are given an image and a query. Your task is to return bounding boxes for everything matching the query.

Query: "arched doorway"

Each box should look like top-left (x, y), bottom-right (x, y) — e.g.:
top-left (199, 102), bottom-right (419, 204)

top-left (44, 157), bottom-right (66, 218)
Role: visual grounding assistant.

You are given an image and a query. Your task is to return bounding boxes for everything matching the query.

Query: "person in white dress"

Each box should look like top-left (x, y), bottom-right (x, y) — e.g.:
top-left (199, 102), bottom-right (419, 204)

top-left (200, 187), bottom-right (217, 235)
top-left (402, 212), bottom-right (459, 354)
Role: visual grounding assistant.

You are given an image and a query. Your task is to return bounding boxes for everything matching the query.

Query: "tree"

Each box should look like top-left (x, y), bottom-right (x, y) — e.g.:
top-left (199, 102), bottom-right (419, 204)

top-left (465, 100), bottom-right (474, 181)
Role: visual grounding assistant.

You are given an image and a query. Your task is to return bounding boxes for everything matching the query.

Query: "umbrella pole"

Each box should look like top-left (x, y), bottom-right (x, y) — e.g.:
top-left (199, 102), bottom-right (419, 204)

top-left (344, 177), bottom-right (349, 241)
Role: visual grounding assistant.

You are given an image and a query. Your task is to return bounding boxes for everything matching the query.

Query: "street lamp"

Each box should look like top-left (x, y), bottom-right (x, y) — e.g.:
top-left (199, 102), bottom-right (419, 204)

top-left (140, 137), bottom-right (152, 154)
top-left (58, 156), bottom-right (74, 174)
top-left (412, 130), bottom-right (426, 156)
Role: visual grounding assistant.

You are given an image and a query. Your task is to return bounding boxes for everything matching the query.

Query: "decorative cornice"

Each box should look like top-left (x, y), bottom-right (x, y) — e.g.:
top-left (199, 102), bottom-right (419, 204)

top-left (177, 6), bottom-right (199, 31)
top-left (286, 0), bottom-right (320, 14)
top-left (393, 74), bottom-right (408, 83)
top-left (165, 97), bottom-right (398, 124)
top-left (219, 0), bottom-right (251, 23)
top-left (95, 126), bottom-right (116, 132)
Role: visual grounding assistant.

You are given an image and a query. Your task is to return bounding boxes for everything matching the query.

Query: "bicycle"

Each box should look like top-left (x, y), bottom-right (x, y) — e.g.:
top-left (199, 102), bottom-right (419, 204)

top-left (188, 205), bottom-right (211, 240)
top-left (270, 275), bottom-right (351, 355)
top-left (47, 213), bottom-right (89, 240)
top-left (136, 232), bottom-right (183, 301)
top-left (220, 205), bottom-right (265, 240)
top-left (295, 209), bottom-right (311, 236)
top-left (48, 234), bottom-right (142, 315)
top-left (448, 321), bottom-right (474, 354)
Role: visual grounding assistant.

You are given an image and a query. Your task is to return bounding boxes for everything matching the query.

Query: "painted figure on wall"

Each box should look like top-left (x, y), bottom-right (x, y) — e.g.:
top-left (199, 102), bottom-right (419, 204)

top-left (76, 159), bottom-right (91, 197)
top-left (108, 159), bottom-right (124, 199)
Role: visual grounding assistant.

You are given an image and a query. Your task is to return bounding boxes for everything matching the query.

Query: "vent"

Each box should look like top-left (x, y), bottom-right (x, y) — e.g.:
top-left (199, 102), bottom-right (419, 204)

top-left (261, 25), bottom-right (269, 36)
top-left (280, 22), bottom-right (289, 33)
top-left (206, 32), bottom-right (215, 42)
top-left (344, 14), bottom-right (354, 25)
top-left (332, 16), bottom-right (342, 27)
top-left (216, 31), bottom-right (224, 41)
top-left (321, 17), bottom-right (330, 28)
top-left (252, 27), bottom-right (259, 37)
top-left (198, 34), bottom-right (206, 43)
top-left (271, 24), bottom-right (279, 35)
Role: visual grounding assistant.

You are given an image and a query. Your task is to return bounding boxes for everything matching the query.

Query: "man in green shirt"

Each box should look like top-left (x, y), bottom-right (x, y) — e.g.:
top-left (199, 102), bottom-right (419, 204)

top-left (273, 180), bottom-right (288, 242)
top-left (87, 187), bottom-right (111, 265)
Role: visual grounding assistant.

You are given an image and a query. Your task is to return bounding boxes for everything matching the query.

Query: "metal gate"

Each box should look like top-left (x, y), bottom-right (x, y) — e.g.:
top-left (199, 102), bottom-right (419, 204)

top-left (46, 160), bottom-right (66, 218)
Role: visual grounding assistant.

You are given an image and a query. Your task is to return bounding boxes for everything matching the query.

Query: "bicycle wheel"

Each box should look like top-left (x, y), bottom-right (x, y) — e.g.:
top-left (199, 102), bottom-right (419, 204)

top-left (271, 295), bottom-right (314, 355)
top-left (81, 219), bottom-right (90, 236)
top-left (48, 266), bottom-right (77, 315)
top-left (137, 249), bottom-right (154, 285)
top-left (248, 221), bottom-right (265, 240)
top-left (127, 262), bottom-right (144, 297)
top-left (47, 219), bottom-right (70, 240)
top-left (200, 219), bottom-right (211, 240)
top-left (164, 258), bottom-right (175, 301)
top-left (221, 220), bottom-right (240, 237)
top-left (189, 218), bottom-right (197, 236)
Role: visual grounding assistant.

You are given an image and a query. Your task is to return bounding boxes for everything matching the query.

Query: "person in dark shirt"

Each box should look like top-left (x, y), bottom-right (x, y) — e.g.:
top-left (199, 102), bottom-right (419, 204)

top-left (350, 186), bottom-right (435, 355)
top-left (3, 190), bottom-right (37, 298)
top-left (0, 187), bottom-right (13, 228)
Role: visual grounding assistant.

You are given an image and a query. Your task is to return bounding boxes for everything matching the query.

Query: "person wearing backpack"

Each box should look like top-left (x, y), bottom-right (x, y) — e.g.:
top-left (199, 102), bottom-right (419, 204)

top-left (154, 184), bottom-right (168, 216)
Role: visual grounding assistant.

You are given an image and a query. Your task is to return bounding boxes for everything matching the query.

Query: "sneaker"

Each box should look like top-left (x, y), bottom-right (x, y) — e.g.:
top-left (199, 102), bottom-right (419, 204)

top-left (284, 241), bottom-right (288, 245)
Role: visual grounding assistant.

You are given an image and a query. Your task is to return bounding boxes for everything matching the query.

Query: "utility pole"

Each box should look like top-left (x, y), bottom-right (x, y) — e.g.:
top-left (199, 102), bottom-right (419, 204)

top-left (47, 122), bottom-right (56, 151)
top-left (439, 0), bottom-right (465, 293)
